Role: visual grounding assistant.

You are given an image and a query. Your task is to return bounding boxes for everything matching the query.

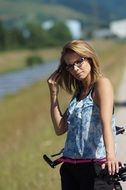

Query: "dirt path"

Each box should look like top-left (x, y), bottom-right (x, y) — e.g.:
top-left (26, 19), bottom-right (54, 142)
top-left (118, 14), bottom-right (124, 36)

top-left (115, 65), bottom-right (126, 189)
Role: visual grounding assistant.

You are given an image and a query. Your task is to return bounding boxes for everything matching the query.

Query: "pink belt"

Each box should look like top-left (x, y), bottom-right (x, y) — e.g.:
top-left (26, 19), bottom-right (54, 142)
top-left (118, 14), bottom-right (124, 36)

top-left (58, 157), bottom-right (106, 164)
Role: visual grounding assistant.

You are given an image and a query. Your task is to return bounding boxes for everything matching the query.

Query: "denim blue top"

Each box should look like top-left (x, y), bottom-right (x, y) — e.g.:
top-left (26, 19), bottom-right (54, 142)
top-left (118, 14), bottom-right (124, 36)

top-left (63, 87), bottom-right (116, 159)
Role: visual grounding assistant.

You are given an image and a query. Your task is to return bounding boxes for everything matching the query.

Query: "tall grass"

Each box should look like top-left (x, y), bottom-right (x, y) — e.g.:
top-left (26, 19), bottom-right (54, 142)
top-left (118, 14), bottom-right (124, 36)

top-left (0, 40), bottom-right (126, 190)
top-left (0, 80), bottom-right (70, 190)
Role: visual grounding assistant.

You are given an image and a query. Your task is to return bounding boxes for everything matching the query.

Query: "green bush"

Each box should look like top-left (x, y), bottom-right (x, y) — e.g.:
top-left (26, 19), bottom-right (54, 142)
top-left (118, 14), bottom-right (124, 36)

top-left (26, 55), bottom-right (44, 67)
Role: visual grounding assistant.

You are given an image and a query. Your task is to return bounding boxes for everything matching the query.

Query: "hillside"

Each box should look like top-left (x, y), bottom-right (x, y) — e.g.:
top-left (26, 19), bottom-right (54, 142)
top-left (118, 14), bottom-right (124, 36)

top-left (0, 0), bottom-right (87, 27)
top-left (44, 0), bottom-right (126, 22)
top-left (0, 0), bottom-right (126, 29)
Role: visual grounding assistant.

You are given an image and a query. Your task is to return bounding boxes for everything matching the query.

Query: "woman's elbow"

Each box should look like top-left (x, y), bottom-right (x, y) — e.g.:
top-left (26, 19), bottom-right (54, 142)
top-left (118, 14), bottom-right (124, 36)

top-left (55, 128), bottom-right (67, 136)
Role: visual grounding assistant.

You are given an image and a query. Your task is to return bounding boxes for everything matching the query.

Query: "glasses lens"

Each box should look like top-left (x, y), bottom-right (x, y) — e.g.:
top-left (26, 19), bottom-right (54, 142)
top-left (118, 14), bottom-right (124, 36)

top-left (66, 57), bottom-right (84, 71)
top-left (66, 64), bottom-right (73, 71)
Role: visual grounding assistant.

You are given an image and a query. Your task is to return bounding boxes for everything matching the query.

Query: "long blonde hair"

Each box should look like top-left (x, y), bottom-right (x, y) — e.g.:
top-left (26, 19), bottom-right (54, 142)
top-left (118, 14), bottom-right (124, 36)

top-left (58, 40), bottom-right (102, 94)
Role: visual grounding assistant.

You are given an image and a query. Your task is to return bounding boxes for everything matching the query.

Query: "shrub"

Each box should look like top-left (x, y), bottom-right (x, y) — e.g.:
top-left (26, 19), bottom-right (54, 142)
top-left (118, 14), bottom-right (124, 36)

top-left (26, 55), bottom-right (44, 67)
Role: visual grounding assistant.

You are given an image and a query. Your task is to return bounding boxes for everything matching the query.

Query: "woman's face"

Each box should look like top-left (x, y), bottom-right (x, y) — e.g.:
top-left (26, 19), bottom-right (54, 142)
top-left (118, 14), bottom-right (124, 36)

top-left (64, 52), bottom-right (91, 81)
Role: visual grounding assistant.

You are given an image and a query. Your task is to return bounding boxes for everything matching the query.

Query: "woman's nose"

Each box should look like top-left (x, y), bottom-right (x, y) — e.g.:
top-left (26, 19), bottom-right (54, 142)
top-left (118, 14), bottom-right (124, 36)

top-left (73, 65), bottom-right (79, 71)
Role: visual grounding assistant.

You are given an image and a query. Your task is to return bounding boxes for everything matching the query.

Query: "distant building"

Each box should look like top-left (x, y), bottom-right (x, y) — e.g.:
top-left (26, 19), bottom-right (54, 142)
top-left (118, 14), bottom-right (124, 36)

top-left (42, 19), bottom-right (82, 39)
top-left (93, 28), bottom-right (115, 39)
top-left (110, 19), bottom-right (126, 39)
top-left (65, 20), bottom-right (82, 39)
top-left (42, 20), bottom-right (54, 30)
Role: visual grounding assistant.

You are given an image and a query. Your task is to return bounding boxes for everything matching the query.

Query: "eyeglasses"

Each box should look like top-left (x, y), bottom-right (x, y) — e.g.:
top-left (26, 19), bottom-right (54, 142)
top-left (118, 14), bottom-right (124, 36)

top-left (65, 57), bottom-right (85, 72)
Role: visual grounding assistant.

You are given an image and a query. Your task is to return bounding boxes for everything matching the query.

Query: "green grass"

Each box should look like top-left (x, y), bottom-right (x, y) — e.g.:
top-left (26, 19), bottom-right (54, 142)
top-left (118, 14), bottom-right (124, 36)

top-left (0, 80), bottom-right (70, 190)
top-left (0, 40), bottom-right (126, 189)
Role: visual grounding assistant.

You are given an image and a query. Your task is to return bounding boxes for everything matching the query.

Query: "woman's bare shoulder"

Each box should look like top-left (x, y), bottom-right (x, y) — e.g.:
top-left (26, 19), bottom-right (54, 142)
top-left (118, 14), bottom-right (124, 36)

top-left (95, 77), bottom-right (112, 89)
top-left (93, 77), bottom-right (114, 105)
top-left (94, 77), bottom-right (113, 97)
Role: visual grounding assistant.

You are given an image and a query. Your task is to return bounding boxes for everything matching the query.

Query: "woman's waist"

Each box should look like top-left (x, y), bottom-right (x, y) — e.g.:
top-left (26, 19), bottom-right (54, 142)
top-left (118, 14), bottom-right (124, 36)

top-left (59, 156), bottom-right (106, 164)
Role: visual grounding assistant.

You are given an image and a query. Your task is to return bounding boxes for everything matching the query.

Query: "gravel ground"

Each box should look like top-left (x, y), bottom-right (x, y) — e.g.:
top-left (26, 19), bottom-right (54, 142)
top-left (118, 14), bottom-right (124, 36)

top-left (115, 65), bottom-right (126, 189)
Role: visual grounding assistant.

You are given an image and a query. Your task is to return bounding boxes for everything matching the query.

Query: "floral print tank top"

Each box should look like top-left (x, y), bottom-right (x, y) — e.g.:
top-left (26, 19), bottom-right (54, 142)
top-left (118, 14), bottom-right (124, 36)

top-left (63, 87), bottom-right (116, 159)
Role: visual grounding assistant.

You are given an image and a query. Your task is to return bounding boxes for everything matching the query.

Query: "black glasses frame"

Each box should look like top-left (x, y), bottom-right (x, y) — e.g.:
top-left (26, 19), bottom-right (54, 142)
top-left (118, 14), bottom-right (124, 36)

top-left (65, 57), bottom-right (85, 72)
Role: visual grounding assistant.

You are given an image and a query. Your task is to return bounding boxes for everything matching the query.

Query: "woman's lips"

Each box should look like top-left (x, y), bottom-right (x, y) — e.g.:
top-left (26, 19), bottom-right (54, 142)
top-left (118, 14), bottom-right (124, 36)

top-left (76, 72), bottom-right (83, 77)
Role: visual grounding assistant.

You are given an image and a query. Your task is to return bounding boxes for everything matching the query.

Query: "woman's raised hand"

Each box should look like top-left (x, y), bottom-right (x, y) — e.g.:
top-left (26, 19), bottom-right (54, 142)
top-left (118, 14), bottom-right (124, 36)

top-left (47, 69), bottom-right (61, 97)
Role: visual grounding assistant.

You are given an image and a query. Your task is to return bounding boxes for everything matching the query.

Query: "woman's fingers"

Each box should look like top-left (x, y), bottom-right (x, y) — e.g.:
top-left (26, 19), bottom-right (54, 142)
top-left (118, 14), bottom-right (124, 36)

top-left (108, 161), bottom-right (116, 175)
top-left (47, 69), bottom-right (62, 96)
top-left (101, 163), bottom-right (105, 170)
top-left (47, 69), bottom-right (61, 84)
top-left (102, 160), bottom-right (120, 175)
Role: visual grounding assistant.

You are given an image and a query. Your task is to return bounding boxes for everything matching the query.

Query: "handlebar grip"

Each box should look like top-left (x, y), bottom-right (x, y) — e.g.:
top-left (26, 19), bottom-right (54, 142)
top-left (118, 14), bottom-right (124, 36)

top-left (116, 126), bottom-right (125, 135)
top-left (43, 154), bottom-right (55, 168)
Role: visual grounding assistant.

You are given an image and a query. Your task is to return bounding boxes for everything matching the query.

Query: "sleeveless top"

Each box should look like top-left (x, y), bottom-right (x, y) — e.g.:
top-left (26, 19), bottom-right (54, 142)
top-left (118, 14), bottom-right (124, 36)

top-left (63, 87), bottom-right (116, 159)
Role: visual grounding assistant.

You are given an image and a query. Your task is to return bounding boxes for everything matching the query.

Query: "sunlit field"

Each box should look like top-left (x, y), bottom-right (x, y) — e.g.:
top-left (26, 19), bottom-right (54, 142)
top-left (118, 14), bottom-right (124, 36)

top-left (0, 47), bottom-right (61, 74)
top-left (0, 40), bottom-right (126, 190)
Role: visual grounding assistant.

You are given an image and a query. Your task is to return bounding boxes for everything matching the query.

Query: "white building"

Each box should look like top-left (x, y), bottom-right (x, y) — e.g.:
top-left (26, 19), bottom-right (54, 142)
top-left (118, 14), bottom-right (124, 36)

top-left (110, 19), bottom-right (126, 39)
top-left (65, 20), bottom-right (82, 39)
top-left (42, 20), bottom-right (54, 30)
top-left (93, 28), bottom-right (114, 39)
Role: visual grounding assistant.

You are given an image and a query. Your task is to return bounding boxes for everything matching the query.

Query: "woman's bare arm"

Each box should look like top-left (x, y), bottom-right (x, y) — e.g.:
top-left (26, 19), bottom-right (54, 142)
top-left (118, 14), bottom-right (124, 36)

top-left (47, 70), bottom-right (68, 135)
top-left (94, 77), bottom-right (119, 175)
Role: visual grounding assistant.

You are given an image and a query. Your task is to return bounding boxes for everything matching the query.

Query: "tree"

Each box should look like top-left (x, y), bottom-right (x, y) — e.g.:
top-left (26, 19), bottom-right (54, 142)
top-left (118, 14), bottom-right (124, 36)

top-left (25, 22), bottom-right (50, 49)
top-left (0, 20), bottom-right (6, 50)
top-left (48, 21), bottom-right (72, 46)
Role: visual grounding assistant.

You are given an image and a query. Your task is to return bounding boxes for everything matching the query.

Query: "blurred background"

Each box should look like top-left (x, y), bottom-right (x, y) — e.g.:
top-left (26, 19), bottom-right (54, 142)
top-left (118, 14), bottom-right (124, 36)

top-left (0, 0), bottom-right (126, 189)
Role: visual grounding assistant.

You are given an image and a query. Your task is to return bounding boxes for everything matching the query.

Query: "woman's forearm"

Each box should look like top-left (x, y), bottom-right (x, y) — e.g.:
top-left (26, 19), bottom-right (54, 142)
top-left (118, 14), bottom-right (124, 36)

top-left (50, 94), bottom-right (67, 135)
top-left (47, 69), bottom-right (67, 135)
top-left (102, 124), bottom-right (116, 159)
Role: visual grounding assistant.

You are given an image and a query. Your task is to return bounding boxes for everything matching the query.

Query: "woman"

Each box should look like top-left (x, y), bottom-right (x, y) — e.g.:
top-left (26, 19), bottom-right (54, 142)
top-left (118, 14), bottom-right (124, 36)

top-left (47, 40), bottom-right (120, 190)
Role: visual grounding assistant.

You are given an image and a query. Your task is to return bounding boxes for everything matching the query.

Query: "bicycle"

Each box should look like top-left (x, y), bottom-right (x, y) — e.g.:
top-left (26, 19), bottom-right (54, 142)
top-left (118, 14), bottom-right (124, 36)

top-left (43, 126), bottom-right (126, 190)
